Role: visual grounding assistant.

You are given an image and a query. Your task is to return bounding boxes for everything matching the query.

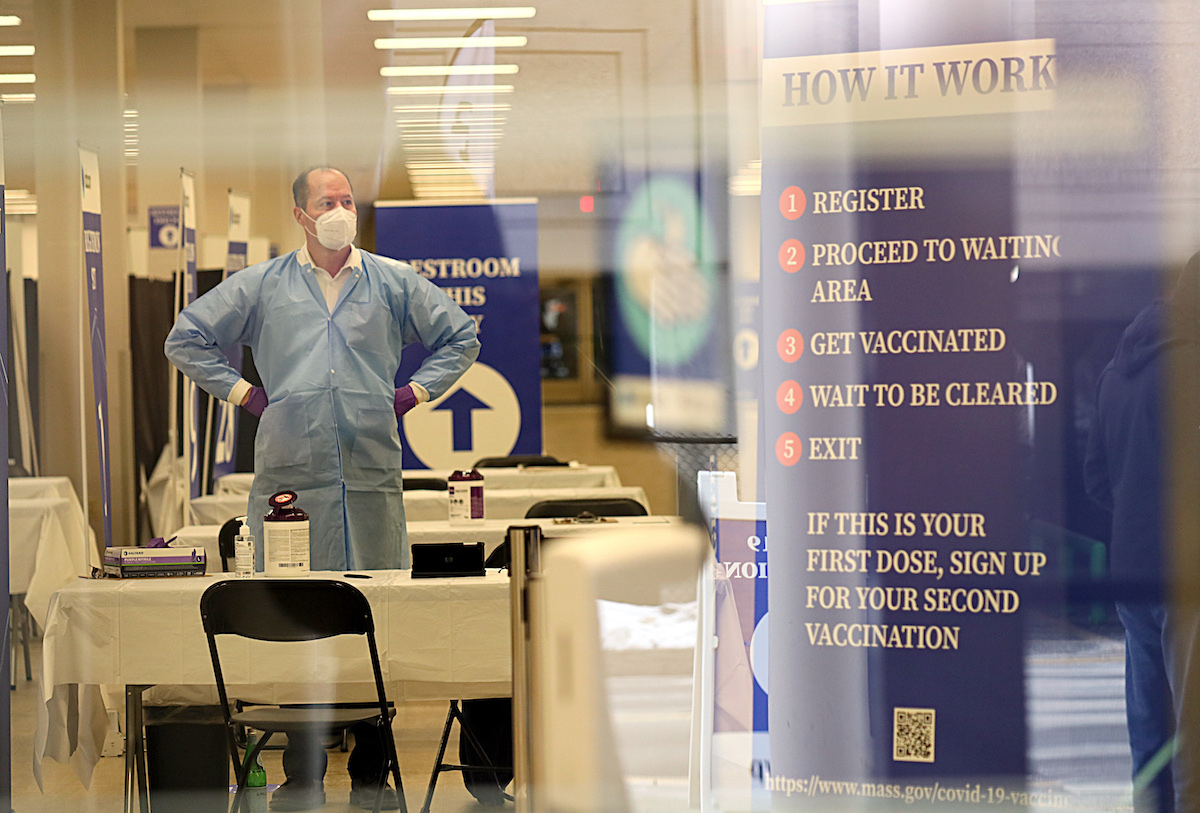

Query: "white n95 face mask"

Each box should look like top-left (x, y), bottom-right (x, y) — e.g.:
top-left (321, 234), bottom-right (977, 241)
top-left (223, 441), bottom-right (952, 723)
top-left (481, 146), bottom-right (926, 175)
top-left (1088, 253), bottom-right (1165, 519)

top-left (303, 206), bottom-right (357, 251)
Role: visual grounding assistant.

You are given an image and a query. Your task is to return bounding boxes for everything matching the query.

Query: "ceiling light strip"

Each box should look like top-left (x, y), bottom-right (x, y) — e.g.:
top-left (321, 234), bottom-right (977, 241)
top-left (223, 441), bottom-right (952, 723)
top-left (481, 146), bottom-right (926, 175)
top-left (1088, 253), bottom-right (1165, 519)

top-left (381, 64), bottom-right (517, 77)
top-left (374, 36), bottom-right (527, 50)
top-left (394, 117), bottom-right (507, 126)
top-left (387, 85), bottom-right (513, 95)
top-left (394, 103), bottom-right (511, 113)
top-left (398, 122), bottom-right (506, 131)
top-left (368, 7), bottom-right (536, 21)
top-left (400, 133), bottom-right (504, 141)
top-left (408, 166), bottom-right (496, 173)
top-left (410, 171), bottom-right (489, 178)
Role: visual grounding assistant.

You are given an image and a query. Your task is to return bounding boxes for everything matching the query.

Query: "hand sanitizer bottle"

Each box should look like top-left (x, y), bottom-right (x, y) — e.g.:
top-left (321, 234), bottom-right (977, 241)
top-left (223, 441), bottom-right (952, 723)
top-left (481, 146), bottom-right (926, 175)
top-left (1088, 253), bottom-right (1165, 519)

top-left (235, 521), bottom-right (255, 578)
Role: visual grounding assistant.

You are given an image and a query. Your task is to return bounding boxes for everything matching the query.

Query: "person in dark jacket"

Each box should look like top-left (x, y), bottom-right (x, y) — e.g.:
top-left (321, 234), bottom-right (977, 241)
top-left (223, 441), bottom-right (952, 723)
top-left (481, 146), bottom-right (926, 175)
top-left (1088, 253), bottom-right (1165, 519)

top-left (1085, 251), bottom-right (1200, 813)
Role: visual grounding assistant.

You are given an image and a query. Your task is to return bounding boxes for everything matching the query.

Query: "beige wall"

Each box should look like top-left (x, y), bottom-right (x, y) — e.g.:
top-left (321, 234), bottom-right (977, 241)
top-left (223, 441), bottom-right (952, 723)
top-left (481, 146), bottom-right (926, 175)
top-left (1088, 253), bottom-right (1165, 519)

top-left (542, 405), bottom-right (678, 516)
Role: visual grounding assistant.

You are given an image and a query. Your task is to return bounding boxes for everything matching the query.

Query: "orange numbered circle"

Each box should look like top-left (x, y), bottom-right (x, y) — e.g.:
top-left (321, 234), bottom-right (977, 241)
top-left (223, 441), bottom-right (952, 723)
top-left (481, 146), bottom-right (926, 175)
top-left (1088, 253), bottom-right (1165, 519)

top-left (778, 239), bottom-right (806, 273)
top-left (777, 329), bottom-right (804, 362)
top-left (776, 380), bottom-right (803, 414)
top-left (780, 186), bottom-right (806, 220)
top-left (775, 432), bottom-right (803, 466)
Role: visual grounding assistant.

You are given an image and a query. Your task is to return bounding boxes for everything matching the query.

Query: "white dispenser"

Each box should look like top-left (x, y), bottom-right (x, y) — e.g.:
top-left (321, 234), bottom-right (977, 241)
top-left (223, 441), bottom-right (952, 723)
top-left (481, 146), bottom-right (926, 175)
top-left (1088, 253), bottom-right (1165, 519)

top-left (263, 491), bottom-right (310, 576)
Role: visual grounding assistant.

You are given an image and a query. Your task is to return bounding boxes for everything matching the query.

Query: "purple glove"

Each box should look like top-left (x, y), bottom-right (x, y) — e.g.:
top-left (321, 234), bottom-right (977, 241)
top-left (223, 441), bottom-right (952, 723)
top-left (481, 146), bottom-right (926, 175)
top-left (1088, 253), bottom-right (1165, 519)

top-left (394, 384), bottom-right (418, 419)
top-left (241, 387), bottom-right (268, 417)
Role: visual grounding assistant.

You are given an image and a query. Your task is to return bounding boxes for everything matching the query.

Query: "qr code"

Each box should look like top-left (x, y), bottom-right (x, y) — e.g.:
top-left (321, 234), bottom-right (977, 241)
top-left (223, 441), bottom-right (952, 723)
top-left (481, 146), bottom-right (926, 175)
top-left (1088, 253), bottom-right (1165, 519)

top-left (893, 707), bottom-right (935, 763)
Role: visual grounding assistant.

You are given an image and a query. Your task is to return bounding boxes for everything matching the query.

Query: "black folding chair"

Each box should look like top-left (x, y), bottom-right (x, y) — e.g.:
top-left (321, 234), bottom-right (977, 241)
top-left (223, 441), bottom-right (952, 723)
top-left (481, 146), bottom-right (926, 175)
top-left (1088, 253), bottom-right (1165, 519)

top-left (524, 498), bottom-right (649, 519)
top-left (200, 580), bottom-right (407, 813)
top-left (472, 454), bottom-right (567, 468)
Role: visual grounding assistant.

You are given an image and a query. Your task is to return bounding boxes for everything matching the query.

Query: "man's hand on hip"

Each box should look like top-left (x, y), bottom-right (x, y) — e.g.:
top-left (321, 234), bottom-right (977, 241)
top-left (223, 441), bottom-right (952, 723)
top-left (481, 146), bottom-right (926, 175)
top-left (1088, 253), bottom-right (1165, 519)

top-left (240, 387), bottom-right (268, 417)
top-left (394, 385), bottom-right (418, 418)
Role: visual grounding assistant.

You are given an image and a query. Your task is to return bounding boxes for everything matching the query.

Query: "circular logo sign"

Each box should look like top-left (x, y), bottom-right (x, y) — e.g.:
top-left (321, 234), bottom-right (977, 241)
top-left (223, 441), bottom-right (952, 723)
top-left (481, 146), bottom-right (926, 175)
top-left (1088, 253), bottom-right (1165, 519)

top-left (615, 176), bottom-right (717, 366)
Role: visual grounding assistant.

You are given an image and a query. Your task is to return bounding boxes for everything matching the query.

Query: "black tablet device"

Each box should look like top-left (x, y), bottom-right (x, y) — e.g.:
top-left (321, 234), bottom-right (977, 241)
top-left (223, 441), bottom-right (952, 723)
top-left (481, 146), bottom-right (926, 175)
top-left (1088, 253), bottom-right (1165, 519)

top-left (411, 542), bottom-right (486, 578)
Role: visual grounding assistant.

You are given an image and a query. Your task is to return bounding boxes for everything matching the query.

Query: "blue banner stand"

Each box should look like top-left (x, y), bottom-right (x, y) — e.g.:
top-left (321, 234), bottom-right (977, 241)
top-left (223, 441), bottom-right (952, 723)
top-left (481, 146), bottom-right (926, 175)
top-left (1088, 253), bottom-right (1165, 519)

top-left (697, 471), bottom-right (770, 810)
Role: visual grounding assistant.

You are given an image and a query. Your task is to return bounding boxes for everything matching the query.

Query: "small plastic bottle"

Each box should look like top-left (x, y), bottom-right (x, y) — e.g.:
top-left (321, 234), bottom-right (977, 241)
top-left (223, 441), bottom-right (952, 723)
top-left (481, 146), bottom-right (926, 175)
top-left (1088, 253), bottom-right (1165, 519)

top-left (448, 469), bottom-right (485, 524)
top-left (234, 521), bottom-right (255, 579)
top-left (244, 730), bottom-right (268, 812)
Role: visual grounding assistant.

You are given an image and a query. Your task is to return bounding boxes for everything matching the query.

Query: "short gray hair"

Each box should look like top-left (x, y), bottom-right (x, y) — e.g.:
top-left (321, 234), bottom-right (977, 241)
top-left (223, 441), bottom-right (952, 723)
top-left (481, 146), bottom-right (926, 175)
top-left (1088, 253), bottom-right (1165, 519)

top-left (292, 166), bottom-right (352, 209)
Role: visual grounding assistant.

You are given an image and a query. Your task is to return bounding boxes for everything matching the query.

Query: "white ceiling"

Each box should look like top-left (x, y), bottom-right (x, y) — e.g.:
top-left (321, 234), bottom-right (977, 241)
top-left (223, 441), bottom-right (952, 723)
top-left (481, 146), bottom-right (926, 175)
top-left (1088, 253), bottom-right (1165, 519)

top-left (114, 0), bottom-right (704, 204)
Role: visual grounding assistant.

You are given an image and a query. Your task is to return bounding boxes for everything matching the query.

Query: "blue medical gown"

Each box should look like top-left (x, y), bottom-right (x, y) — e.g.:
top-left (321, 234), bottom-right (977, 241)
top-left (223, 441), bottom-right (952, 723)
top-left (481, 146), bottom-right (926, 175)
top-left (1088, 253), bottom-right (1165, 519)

top-left (165, 250), bottom-right (480, 570)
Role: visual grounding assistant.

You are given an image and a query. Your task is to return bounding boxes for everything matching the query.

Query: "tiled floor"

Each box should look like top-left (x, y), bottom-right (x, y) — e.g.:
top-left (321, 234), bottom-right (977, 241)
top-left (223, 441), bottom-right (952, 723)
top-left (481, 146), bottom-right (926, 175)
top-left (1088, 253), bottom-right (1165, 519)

top-left (13, 640), bottom-right (698, 813)
top-left (13, 639), bottom-right (506, 813)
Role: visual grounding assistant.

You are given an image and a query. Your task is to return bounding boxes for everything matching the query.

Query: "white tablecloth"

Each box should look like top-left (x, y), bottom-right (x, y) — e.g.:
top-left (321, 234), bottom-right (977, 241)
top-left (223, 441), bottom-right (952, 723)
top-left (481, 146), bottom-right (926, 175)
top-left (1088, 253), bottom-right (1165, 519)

top-left (215, 464), bottom-right (622, 495)
top-left (166, 516), bottom-right (681, 573)
top-left (191, 485), bottom-right (651, 526)
top-left (9, 477), bottom-right (93, 626)
top-left (35, 570), bottom-right (511, 786)
top-left (409, 515), bottom-right (682, 557)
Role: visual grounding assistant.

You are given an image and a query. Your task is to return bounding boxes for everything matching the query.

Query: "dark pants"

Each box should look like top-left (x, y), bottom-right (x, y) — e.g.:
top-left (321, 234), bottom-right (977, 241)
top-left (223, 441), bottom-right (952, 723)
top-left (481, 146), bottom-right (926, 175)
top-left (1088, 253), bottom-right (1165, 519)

top-left (459, 699), bottom-right (513, 804)
top-left (282, 722), bottom-right (387, 786)
top-left (1118, 601), bottom-right (1177, 813)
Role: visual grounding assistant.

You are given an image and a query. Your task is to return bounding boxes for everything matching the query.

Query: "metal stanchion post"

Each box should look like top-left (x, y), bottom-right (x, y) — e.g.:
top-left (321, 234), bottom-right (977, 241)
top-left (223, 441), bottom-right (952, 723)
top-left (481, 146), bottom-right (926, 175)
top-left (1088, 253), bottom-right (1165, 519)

top-left (509, 525), bottom-right (541, 813)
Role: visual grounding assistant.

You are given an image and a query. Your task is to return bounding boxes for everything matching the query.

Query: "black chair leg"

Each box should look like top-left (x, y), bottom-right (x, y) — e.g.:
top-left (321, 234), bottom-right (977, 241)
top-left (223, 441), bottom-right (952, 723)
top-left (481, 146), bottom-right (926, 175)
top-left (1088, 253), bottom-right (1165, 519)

top-left (21, 602), bottom-right (32, 682)
top-left (371, 726), bottom-right (407, 813)
top-left (385, 725), bottom-right (408, 813)
top-left (420, 703), bottom-right (457, 813)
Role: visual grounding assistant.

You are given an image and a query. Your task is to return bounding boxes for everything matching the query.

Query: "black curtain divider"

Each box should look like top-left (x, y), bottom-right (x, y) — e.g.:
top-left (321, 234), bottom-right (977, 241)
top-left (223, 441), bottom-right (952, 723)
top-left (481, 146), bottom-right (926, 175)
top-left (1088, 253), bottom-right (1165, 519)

top-left (129, 275), bottom-right (176, 484)
top-left (130, 270), bottom-right (258, 503)
top-left (6, 275), bottom-right (39, 473)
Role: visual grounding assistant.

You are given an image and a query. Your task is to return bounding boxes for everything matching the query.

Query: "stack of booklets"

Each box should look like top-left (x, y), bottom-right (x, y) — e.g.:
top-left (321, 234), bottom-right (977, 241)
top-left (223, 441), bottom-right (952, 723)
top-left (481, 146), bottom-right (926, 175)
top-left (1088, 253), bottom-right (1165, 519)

top-left (103, 546), bottom-right (206, 578)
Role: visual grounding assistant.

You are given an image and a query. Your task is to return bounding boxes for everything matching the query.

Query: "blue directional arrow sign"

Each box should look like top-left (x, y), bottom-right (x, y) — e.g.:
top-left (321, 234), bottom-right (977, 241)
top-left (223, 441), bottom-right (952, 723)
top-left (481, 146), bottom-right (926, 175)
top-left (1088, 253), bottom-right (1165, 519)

top-left (435, 389), bottom-right (492, 451)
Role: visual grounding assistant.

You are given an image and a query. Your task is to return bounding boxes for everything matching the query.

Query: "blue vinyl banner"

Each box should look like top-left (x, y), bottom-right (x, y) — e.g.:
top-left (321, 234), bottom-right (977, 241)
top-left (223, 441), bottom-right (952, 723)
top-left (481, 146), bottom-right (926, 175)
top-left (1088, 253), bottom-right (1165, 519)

top-left (212, 191), bottom-right (251, 483)
top-left (759, 12), bottom-right (1059, 790)
top-left (181, 172), bottom-right (200, 498)
top-left (374, 200), bottom-right (541, 470)
top-left (1, 118), bottom-right (10, 751)
top-left (79, 148), bottom-right (113, 550)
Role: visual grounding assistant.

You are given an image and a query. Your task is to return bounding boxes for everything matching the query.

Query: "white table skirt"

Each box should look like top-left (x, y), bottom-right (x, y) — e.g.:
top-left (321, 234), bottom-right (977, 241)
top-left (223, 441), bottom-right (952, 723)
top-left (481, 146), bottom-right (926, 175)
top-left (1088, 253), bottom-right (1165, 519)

top-left (191, 485), bottom-right (651, 527)
top-left (35, 570), bottom-right (511, 787)
top-left (215, 464), bottom-right (622, 495)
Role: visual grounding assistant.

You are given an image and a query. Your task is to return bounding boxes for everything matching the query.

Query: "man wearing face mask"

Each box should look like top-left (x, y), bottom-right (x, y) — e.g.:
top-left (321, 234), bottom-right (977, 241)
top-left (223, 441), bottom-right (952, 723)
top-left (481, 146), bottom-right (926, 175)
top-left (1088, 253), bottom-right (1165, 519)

top-left (165, 166), bottom-right (479, 811)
